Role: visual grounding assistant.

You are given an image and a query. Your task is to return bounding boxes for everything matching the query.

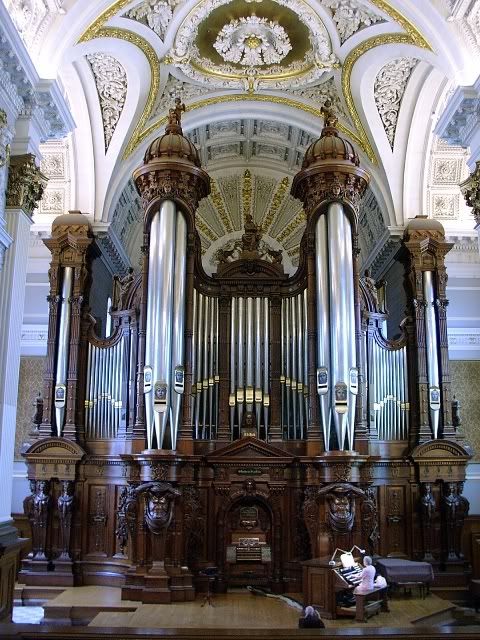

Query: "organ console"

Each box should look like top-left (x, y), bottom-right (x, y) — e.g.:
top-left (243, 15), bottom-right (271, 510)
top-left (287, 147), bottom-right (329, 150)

top-left (21, 99), bottom-right (472, 607)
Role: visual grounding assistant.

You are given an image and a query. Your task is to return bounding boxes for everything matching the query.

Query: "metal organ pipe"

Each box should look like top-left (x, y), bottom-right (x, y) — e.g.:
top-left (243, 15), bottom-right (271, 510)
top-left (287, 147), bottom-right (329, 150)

top-left (230, 297), bottom-right (236, 436)
top-left (296, 294), bottom-right (304, 438)
top-left (246, 297), bottom-right (254, 413)
top-left (194, 294), bottom-right (204, 439)
top-left (202, 296), bottom-right (210, 438)
top-left (170, 212), bottom-right (187, 447)
top-left (327, 203), bottom-right (350, 450)
top-left (343, 215), bottom-right (357, 451)
top-left (190, 289), bottom-right (198, 435)
top-left (263, 297), bottom-right (269, 438)
top-left (54, 266), bottom-right (73, 435)
top-left (303, 289), bottom-right (309, 430)
top-left (237, 297), bottom-right (245, 428)
top-left (144, 200), bottom-right (177, 449)
top-left (255, 297), bottom-right (262, 430)
top-left (315, 215), bottom-right (331, 450)
top-left (423, 270), bottom-right (441, 438)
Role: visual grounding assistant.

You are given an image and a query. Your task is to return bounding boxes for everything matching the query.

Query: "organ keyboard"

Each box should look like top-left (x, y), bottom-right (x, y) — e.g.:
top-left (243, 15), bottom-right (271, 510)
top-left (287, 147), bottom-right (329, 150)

top-left (333, 563), bottom-right (363, 590)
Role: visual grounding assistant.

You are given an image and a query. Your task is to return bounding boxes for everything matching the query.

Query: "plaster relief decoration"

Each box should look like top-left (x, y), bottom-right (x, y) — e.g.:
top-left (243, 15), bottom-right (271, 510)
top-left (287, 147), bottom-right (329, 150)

top-left (111, 179), bottom-right (143, 268)
top-left (357, 187), bottom-right (387, 265)
top-left (322, 0), bottom-right (385, 44)
top-left (124, 0), bottom-right (181, 41)
top-left (374, 57), bottom-right (417, 149)
top-left (213, 16), bottom-right (291, 66)
top-left (4, 0), bottom-right (65, 55)
top-left (169, 0), bottom-right (339, 90)
top-left (291, 77), bottom-right (351, 124)
top-left (427, 137), bottom-right (470, 224)
top-left (38, 138), bottom-right (71, 216)
top-left (150, 74), bottom-right (211, 121)
top-left (86, 53), bottom-right (127, 151)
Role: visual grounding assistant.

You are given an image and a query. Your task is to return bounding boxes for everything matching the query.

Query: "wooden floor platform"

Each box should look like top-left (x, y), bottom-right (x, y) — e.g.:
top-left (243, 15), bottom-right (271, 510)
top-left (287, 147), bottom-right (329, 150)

top-left (10, 584), bottom-right (480, 629)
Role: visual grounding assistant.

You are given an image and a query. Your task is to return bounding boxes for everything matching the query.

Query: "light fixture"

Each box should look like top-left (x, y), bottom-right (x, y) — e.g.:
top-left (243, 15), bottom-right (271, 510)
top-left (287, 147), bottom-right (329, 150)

top-left (328, 544), bottom-right (365, 567)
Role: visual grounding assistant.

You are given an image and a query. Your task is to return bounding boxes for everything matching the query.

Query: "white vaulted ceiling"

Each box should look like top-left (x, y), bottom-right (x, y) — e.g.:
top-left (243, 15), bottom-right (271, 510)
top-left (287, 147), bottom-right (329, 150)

top-left (4, 0), bottom-right (480, 275)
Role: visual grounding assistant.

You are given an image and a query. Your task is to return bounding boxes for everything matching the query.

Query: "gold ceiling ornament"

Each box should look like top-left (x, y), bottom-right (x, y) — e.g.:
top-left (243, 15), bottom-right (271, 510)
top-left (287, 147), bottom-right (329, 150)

top-left (209, 179), bottom-right (235, 233)
top-left (277, 209), bottom-right (306, 243)
top-left (78, 0), bottom-right (431, 165)
top-left (242, 169), bottom-right (253, 224)
top-left (195, 215), bottom-right (219, 242)
top-left (261, 176), bottom-right (290, 233)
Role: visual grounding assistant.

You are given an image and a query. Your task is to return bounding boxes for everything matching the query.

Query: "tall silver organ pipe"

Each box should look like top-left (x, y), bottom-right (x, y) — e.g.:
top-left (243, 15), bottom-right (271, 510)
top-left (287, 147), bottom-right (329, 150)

top-left (194, 293), bottom-right (204, 438)
top-left (263, 297), bottom-right (269, 438)
top-left (230, 297), bottom-right (236, 436)
top-left (190, 289), bottom-right (198, 434)
top-left (237, 297), bottom-right (245, 428)
top-left (280, 294), bottom-right (308, 438)
top-left (255, 297), bottom-right (262, 430)
top-left (344, 218), bottom-right (357, 451)
top-left (54, 266), bottom-right (73, 435)
top-left (423, 270), bottom-right (441, 438)
top-left (328, 203), bottom-right (351, 450)
top-left (144, 200), bottom-right (176, 449)
top-left (190, 292), bottom-right (220, 439)
top-left (170, 212), bottom-right (187, 448)
top-left (303, 289), bottom-right (309, 430)
top-left (246, 297), bottom-right (254, 413)
top-left (315, 215), bottom-right (331, 450)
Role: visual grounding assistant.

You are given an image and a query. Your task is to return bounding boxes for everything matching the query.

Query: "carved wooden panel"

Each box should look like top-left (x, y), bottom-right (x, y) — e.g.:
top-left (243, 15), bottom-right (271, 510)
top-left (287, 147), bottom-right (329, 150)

top-left (384, 485), bottom-right (407, 557)
top-left (86, 485), bottom-right (108, 556)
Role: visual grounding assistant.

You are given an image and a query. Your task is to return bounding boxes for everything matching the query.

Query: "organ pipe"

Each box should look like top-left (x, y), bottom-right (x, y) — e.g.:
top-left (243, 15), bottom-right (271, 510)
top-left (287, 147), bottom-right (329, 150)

top-left (423, 270), bottom-right (441, 438)
top-left (263, 297), bottom-right (269, 438)
top-left (230, 297), bottom-right (236, 436)
top-left (315, 215), bottom-right (331, 450)
top-left (170, 211), bottom-right (187, 448)
top-left (255, 297), bottom-right (262, 430)
top-left (54, 266), bottom-right (73, 436)
top-left (328, 203), bottom-right (350, 450)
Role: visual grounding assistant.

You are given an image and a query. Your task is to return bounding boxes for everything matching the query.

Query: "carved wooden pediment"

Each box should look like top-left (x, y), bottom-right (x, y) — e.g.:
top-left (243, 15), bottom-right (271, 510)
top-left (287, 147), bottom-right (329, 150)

top-left (410, 439), bottom-right (472, 462)
top-left (206, 437), bottom-right (293, 463)
top-left (411, 439), bottom-right (472, 483)
top-left (22, 437), bottom-right (86, 480)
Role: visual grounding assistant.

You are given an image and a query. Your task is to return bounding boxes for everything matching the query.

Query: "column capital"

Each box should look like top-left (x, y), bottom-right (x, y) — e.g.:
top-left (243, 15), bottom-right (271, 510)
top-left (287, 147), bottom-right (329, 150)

top-left (461, 160), bottom-right (480, 228)
top-left (6, 153), bottom-right (47, 216)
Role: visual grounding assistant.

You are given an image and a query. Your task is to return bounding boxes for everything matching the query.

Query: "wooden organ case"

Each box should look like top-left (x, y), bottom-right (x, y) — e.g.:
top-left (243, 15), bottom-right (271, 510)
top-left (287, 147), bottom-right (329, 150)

top-left (21, 102), bottom-right (472, 609)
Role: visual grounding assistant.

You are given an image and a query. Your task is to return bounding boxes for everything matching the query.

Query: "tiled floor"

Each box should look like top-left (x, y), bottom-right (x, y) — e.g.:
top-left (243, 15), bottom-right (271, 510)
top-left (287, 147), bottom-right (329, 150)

top-left (12, 606), bottom-right (44, 624)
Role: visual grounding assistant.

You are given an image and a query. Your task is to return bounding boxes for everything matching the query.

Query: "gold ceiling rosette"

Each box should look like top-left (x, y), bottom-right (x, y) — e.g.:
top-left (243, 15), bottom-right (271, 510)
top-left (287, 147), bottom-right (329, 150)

top-left (169, 0), bottom-right (339, 91)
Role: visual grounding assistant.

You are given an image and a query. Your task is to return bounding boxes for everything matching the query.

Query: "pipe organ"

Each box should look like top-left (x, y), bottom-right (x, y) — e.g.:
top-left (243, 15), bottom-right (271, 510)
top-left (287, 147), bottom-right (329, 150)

top-left (22, 102), bottom-right (472, 606)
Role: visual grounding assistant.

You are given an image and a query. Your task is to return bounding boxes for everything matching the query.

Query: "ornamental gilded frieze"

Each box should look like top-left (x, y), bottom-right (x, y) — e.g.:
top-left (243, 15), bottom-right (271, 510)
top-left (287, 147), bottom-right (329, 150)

top-left (6, 153), bottom-right (47, 215)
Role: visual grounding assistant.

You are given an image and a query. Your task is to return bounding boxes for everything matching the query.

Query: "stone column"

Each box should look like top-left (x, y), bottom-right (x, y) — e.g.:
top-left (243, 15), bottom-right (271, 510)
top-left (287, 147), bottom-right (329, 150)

top-left (0, 154), bottom-right (46, 541)
top-left (0, 108), bottom-right (13, 272)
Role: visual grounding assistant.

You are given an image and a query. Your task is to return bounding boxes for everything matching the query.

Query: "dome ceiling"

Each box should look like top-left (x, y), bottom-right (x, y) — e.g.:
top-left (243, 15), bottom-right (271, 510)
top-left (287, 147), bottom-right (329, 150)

top-left (5, 0), bottom-right (478, 276)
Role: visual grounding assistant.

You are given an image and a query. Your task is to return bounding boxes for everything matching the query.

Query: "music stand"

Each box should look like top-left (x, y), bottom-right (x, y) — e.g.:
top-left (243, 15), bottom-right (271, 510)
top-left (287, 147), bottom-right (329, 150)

top-left (199, 567), bottom-right (218, 607)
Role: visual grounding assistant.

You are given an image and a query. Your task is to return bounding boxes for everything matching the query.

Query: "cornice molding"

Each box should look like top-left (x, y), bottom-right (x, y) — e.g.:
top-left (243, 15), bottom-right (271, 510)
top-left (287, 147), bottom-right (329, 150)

top-left (0, 2), bottom-right (75, 135)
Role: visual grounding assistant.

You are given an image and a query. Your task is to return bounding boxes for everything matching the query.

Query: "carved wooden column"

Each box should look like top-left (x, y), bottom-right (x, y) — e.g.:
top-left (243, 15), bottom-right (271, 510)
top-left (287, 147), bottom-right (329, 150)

top-left (402, 217), bottom-right (454, 444)
top-left (419, 482), bottom-right (436, 561)
top-left (42, 212), bottom-right (93, 440)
